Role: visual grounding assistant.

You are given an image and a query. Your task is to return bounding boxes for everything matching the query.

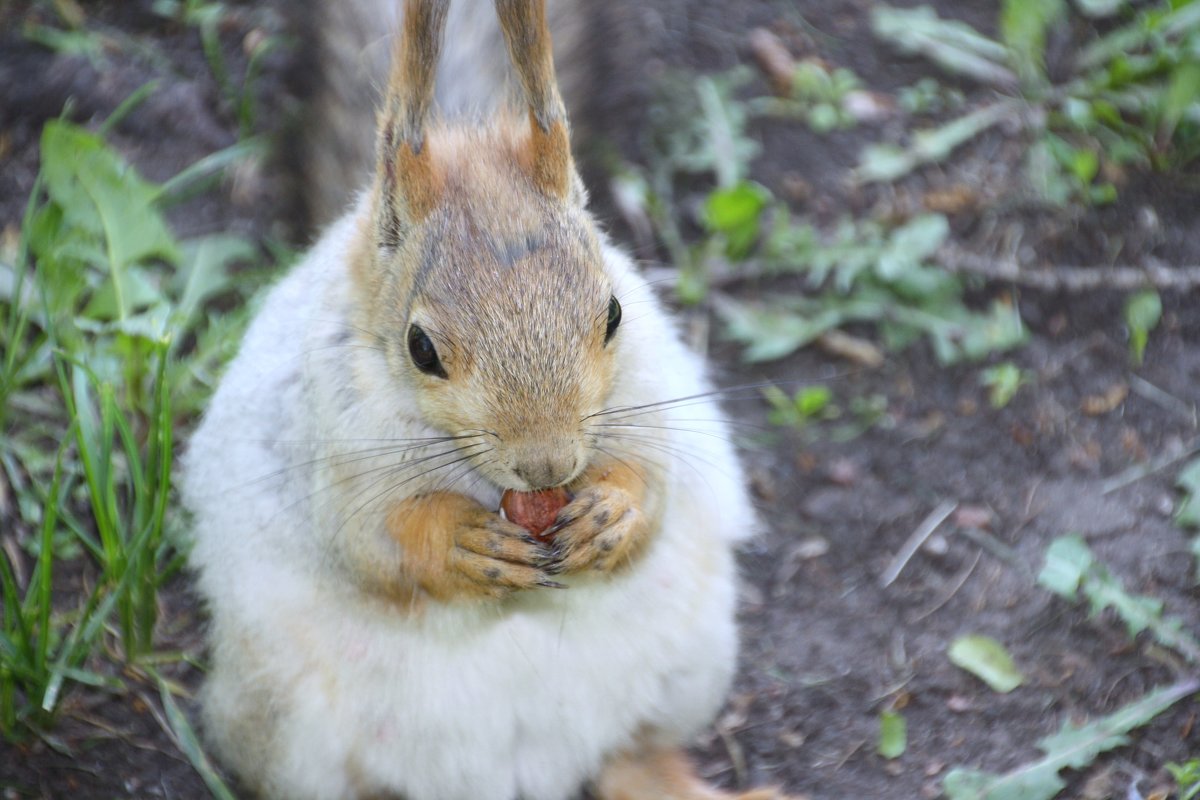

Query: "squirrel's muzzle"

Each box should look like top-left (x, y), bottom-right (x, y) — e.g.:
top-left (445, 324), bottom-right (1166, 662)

top-left (506, 438), bottom-right (581, 490)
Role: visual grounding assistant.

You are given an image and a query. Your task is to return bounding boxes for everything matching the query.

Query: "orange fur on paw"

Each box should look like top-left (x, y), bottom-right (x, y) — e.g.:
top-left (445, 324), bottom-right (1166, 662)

top-left (545, 459), bottom-right (661, 576)
top-left (385, 491), bottom-right (558, 603)
top-left (595, 745), bottom-right (805, 800)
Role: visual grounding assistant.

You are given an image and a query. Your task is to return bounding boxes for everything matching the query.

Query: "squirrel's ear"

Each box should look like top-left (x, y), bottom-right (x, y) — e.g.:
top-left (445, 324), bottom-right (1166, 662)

top-left (376, 0), bottom-right (449, 245)
top-left (495, 0), bottom-right (574, 200)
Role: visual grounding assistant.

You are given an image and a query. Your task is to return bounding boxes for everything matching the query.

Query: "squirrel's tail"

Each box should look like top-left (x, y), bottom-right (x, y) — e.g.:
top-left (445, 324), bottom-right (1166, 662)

top-left (303, 0), bottom-right (621, 230)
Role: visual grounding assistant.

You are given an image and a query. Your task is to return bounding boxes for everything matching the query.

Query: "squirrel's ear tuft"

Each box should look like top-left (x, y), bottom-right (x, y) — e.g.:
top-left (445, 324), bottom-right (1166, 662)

top-left (376, 0), bottom-right (449, 243)
top-left (496, 0), bottom-right (575, 200)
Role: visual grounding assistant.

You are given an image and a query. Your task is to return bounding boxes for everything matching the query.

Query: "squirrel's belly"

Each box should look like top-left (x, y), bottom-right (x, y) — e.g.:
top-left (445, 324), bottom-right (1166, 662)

top-left (205, 518), bottom-right (739, 800)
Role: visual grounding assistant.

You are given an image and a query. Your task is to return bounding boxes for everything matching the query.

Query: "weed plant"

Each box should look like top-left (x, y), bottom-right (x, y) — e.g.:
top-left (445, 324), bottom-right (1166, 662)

top-left (0, 108), bottom-right (266, 738)
top-left (863, 0), bottom-right (1200, 205)
top-left (632, 71), bottom-right (1026, 366)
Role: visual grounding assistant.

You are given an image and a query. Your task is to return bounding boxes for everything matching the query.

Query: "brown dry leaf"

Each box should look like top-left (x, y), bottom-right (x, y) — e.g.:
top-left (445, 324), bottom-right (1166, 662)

top-left (946, 695), bottom-right (973, 712)
top-left (789, 537), bottom-right (830, 560)
top-left (1, 222), bottom-right (20, 261)
top-left (749, 468), bottom-right (777, 502)
top-left (778, 729), bottom-right (806, 749)
top-left (842, 90), bottom-right (893, 123)
top-left (717, 692), bottom-right (755, 732)
top-left (817, 329), bottom-right (884, 367)
top-left (782, 172), bottom-right (813, 204)
top-left (953, 505), bottom-right (993, 530)
top-left (1068, 440), bottom-right (1103, 471)
top-left (922, 184), bottom-right (979, 214)
top-left (828, 458), bottom-right (860, 486)
top-left (1081, 382), bottom-right (1129, 415)
top-left (1, 536), bottom-right (25, 588)
top-left (1010, 422), bottom-right (1034, 447)
top-left (52, 0), bottom-right (86, 27)
top-left (748, 27), bottom-right (795, 96)
top-left (915, 411), bottom-right (945, 437)
top-left (243, 28), bottom-right (267, 57)
top-left (1079, 766), bottom-right (1115, 800)
top-left (1120, 426), bottom-right (1147, 460)
top-left (922, 533), bottom-right (949, 555)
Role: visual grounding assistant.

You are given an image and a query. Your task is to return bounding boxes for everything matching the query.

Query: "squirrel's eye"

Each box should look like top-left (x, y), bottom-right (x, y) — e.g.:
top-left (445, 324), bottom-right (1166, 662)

top-left (604, 295), bottom-right (621, 345)
top-left (407, 324), bottom-right (448, 379)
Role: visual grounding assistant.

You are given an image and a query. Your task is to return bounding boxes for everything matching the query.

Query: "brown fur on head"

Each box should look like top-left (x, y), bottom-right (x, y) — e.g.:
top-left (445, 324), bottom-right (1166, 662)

top-left (353, 1), bottom-right (619, 491)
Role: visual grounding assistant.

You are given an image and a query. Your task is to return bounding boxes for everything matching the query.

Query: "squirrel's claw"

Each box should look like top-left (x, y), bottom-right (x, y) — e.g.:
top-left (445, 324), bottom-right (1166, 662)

top-left (545, 486), bottom-right (647, 576)
top-left (449, 512), bottom-right (561, 597)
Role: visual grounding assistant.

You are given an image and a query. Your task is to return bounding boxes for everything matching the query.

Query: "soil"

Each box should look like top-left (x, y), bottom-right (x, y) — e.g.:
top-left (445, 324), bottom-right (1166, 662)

top-left (1, 1), bottom-right (1198, 798)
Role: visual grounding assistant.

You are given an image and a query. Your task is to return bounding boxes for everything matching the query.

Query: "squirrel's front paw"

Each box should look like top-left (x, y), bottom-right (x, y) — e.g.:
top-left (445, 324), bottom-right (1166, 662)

top-left (390, 493), bottom-right (561, 602)
top-left (448, 507), bottom-right (564, 597)
top-left (545, 483), bottom-right (650, 575)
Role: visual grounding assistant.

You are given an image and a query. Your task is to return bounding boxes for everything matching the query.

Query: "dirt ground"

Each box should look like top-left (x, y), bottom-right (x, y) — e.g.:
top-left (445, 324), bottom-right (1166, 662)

top-left (1, 0), bottom-right (1198, 798)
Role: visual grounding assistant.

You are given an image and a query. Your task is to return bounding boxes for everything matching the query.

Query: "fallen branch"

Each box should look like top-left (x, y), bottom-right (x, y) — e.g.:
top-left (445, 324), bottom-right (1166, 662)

top-left (880, 500), bottom-right (957, 588)
top-left (938, 243), bottom-right (1200, 291)
top-left (643, 248), bottom-right (1200, 296)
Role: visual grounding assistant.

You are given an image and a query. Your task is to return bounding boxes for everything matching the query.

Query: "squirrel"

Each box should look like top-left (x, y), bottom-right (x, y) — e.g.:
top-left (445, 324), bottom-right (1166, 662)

top-left (182, 1), bottom-right (796, 798)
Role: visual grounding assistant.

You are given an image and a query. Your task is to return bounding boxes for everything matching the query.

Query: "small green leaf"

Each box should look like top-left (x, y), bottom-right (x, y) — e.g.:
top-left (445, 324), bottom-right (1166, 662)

top-left (1124, 289), bottom-right (1161, 365)
top-left (703, 181), bottom-right (771, 259)
top-left (1068, 148), bottom-right (1099, 184)
top-left (716, 298), bottom-right (843, 362)
top-left (1037, 535), bottom-right (1093, 598)
top-left (877, 214), bottom-right (949, 279)
top-left (855, 104), bottom-right (1010, 184)
top-left (855, 143), bottom-right (915, 183)
top-left (83, 265), bottom-right (164, 320)
top-left (1191, 537), bottom-right (1200, 584)
top-left (1074, 0), bottom-right (1125, 18)
top-left (948, 634), bottom-right (1024, 693)
top-left (1168, 758), bottom-right (1200, 800)
top-left (1000, 0), bottom-right (1066, 84)
top-left (42, 121), bottom-right (179, 272)
top-left (872, 5), bottom-right (1016, 86)
top-left (878, 709), bottom-right (907, 759)
top-left (173, 234), bottom-right (256, 329)
top-left (980, 362), bottom-right (1028, 408)
top-left (1039, 534), bottom-right (1200, 661)
top-left (796, 386), bottom-right (833, 417)
top-left (1161, 62), bottom-right (1200, 139)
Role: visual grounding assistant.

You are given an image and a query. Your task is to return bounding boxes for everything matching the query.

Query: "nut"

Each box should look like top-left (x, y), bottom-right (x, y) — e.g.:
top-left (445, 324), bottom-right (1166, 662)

top-left (499, 487), bottom-right (571, 540)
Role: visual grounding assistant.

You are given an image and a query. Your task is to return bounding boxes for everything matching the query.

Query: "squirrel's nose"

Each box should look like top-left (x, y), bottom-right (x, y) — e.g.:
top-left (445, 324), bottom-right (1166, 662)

top-left (513, 453), bottom-right (578, 490)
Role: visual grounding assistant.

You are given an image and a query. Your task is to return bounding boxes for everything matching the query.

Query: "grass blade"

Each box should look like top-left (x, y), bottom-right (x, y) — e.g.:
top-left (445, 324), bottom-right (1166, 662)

top-left (156, 674), bottom-right (238, 800)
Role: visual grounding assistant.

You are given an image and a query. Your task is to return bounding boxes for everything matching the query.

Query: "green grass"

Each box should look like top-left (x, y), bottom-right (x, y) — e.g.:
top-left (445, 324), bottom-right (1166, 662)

top-left (0, 104), bottom-right (267, 740)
